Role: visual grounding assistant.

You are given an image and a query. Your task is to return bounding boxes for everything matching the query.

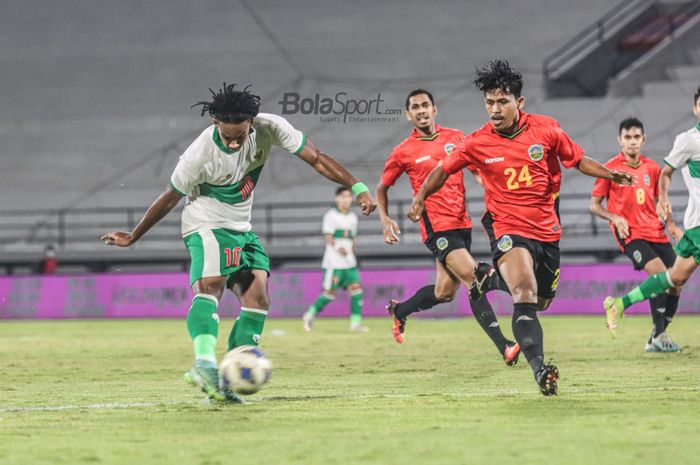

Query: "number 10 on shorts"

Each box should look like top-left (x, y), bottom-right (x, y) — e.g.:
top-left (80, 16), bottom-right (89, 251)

top-left (224, 247), bottom-right (242, 267)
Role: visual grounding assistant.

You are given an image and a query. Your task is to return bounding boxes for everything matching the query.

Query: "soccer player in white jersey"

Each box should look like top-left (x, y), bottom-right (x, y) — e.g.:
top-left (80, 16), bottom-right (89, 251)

top-left (303, 186), bottom-right (367, 333)
top-left (605, 86), bottom-right (700, 349)
top-left (102, 83), bottom-right (376, 403)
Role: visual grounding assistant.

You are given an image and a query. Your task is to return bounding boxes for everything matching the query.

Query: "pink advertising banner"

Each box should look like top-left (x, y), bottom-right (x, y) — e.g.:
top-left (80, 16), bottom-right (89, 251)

top-left (1, 265), bottom-right (699, 319)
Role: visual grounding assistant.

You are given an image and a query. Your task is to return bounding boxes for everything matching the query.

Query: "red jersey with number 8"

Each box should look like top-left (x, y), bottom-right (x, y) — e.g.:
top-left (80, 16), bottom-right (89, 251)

top-left (442, 112), bottom-right (585, 242)
top-left (591, 153), bottom-right (668, 249)
top-left (381, 125), bottom-right (472, 241)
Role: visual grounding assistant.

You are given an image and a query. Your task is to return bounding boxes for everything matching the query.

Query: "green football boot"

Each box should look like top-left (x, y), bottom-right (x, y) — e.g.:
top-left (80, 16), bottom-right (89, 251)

top-left (184, 360), bottom-right (225, 402)
top-left (218, 385), bottom-right (247, 404)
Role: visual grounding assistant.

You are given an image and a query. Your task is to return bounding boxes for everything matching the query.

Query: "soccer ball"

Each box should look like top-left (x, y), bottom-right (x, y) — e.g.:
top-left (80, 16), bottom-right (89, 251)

top-left (219, 345), bottom-right (272, 395)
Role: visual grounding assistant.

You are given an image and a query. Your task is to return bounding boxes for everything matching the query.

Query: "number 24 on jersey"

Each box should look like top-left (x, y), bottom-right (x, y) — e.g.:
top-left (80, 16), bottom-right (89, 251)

top-left (504, 166), bottom-right (533, 190)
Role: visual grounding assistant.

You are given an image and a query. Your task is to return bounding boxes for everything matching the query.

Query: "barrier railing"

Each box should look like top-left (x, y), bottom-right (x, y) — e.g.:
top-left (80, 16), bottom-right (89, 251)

top-left (0, 190), bottom-right (688, 251)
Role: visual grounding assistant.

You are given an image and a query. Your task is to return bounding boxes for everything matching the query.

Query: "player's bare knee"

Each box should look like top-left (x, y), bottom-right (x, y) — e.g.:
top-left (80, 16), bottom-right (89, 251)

top-left (669, 268), bottom-right (689, 287)
top-left (249, 294), bottom-right (270, 310)
top-left (193, 278), bottom-right (226, 301)
top-left (510, 286), bottom-right (537, 304)
top-left (434, 290), bottom-right (456, 302)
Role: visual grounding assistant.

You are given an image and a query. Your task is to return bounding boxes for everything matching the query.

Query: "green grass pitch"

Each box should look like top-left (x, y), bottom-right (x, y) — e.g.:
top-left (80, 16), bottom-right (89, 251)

top-left (1, 316), bottom-right (699, 465)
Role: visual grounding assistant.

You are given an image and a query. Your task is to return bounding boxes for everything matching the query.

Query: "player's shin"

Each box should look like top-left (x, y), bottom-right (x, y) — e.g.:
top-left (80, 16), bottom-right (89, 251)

top-left (309, 292), bottom-right (335, 316)
top-left (486, 271), bottom-right (511, 294)
top-left (469, 295), bottom-right (509, 353)
top-left (663, 293), bottom-right (680, 330)
top-left (394, 285), bottom-right (441, 319)
top-left (621, 272), bottom-right (673, 309)
top-left (511, 303), bottom-right (544, 374)
top-left (186, 294), bottom-right (220, 365)
top-left (649, 294), bottom-right (667, 338)
top-left (228, 307), bottom-right (267, 350)
top-left (350, 289), bottom-right (363, 326)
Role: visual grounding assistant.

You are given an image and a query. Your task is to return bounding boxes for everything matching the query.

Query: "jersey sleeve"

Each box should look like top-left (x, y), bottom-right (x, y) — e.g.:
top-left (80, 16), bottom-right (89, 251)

top-left (441, 137), bottom-right (475, 175)
top-left (322, 211), bottom-right (335, 235)
top-left (170, 140), bottom-right (208, 196)
top-left (591, 176), bottom-right (611, 198)
top-left (551, 127), bottom-right (585, 168)
top-left (263, 114), bottom-right (307, 155)
top-left (380, 147), bottom-right (405, 187)
top-left (351, 213), bottom-right (358, 238)
top-left (664, 133), bottom-right (692, 170)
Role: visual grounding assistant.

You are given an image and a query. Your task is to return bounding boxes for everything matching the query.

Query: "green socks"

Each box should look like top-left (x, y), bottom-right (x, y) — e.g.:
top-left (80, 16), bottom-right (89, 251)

top-left (186, 294), bottom-right (220, 364)
top-left (187, 296), bottom-right (269, 358)
top-left (621, 272), bottom-right (673, 309)
top-left (308, 292), bottom-right (335, 316)
top-left (228, 307), bottom-right (268, 350)
top-left (350, 289), bottom-right (363, 326)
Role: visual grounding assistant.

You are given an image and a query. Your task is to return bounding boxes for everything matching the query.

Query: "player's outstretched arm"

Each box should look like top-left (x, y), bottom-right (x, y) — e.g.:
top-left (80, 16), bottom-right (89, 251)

top-left (576, 156), bottom-right (636, 185)
top-left (407, 166), bottom-right (448, 223)
top-left (589, 195), bottom-right (629, 239)
top-left (297, 139), bottom-right (376, 216)
top-left (376, 182), bottom-right (401, 244)
top-left (101, 187), bottom-right (183, 247)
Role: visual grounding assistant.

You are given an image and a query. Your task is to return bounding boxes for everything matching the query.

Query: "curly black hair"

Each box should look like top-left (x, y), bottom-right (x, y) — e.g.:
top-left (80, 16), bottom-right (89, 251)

top-left (473, 59), bottom-right (524, 98)
top-left (191, 82), bottom-right (261, 123)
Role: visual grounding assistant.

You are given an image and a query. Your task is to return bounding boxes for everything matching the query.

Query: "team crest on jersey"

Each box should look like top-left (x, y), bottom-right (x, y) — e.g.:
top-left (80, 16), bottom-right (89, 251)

top-left (436, 237), bottom-right (449, 251)
top-left (633, 250), bottom-right (642, 263)
top-left (644, 174), bottom-right (650, 186)
top-left (497, 235), bottom-right (513, 252)
top-left (253, 148), bottom-right (264, 160)
top-left (444, 143), bottom-right (456, 155)
top-left (528, 144), bottom-right (544, 162)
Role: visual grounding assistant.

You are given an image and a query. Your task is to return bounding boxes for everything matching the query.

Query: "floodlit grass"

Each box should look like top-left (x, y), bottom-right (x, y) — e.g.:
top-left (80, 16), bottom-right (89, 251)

top-left (1, 316), bottom-right (698, 465)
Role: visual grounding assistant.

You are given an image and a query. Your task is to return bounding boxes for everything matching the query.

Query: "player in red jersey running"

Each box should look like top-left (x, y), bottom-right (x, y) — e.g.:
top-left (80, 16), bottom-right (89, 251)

top-left (408, 60), bottom-right (634, 395)
top-left (590, 117), bottom-right (683, 351)
top-left (376, 89), bottom-right (520, 366)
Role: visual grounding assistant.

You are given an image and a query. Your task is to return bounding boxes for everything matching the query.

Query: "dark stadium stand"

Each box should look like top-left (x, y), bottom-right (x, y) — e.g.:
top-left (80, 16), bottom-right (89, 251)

top-left (1, 0), bottom-right (697, 272)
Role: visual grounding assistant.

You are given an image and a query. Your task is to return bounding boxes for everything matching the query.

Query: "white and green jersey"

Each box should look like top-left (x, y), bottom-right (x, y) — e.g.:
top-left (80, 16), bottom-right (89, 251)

top-left (321, 208), bottom-right (358, 270)
top-left (170, 113), bottom-right (306, 237)
top-left (664, 122), bottom-right (700, 230)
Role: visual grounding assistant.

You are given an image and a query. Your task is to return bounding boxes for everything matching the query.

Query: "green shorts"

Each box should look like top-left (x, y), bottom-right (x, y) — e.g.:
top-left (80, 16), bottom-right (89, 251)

top-left (675, 226), bottom-right (700, 265)
top-left (322, 267), bottom-right (361, 291)
top-left (184, 228), bottom-right (270, 286)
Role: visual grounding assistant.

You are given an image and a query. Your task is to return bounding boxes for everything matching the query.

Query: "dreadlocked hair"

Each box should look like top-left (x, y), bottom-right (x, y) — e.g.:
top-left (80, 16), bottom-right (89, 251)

top-left (191, 82), bottom-right (261, 123)
top-left (473, 59), bottom-right (523, 98)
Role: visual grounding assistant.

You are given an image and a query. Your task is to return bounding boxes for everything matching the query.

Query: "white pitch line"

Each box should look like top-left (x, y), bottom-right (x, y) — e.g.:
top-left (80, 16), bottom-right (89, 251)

top-left (0, 401), bottom-right (185, 413)
top-left (2, 385), bottom-right (698, 413)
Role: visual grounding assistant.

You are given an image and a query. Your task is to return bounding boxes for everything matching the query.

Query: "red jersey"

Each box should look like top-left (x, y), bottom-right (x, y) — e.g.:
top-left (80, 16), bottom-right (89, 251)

top-left (442, 112), bottom-right (585, 242)
top-left (381, 125), bottom-right (472, 241)
top-left (591, 153), bottom-right (668, 249)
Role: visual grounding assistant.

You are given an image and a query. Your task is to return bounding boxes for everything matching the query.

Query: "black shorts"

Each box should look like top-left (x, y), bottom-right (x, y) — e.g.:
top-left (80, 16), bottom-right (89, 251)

top-left (623, 239), bottom-right (675, 271)
top-left (424, 228), bottom-right (472, 264)
top-left (481, 212), bottom-right (560, 299)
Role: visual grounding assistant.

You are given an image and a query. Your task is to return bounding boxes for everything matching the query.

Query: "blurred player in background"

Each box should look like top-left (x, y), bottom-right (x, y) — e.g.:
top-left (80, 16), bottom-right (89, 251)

top-left (605, 87), bottom-right (700, 346)
top-left (303, 186), bottom-right (367, 333)
top-left (409, 60), bottom-right (634, 395)
top-left (376, 88), bottom-right (520, 366)
top-left (590, 117), bottom-right (683, 351)
top-left (102, 83), bottom-right (376, 403)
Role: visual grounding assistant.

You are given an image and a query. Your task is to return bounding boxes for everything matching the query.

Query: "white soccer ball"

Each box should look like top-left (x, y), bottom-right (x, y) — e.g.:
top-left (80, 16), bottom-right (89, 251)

top-left (219, 345), bottom-right (272, 395)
